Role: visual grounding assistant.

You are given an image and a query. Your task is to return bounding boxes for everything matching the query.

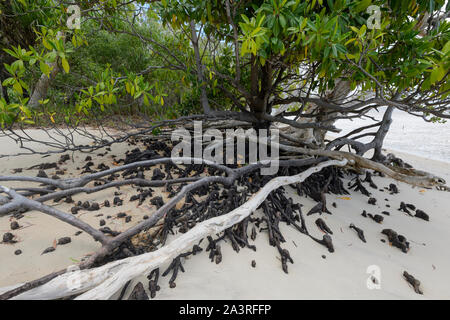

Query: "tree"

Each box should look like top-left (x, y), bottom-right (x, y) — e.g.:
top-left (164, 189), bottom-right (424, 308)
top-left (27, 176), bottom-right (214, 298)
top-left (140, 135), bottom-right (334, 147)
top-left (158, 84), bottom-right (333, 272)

top-left (154, 0), bottom-right (449, 155)
top-left (0, 0), bottom-right (449, 300)
top-left (0, 0), bottom-right (58, 102)
top-left (3, 0), bottom-right (448, 157)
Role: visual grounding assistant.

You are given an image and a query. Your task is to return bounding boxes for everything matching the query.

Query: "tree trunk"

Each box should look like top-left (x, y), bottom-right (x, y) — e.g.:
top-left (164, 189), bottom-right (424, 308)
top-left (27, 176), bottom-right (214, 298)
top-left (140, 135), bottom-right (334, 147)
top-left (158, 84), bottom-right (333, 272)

top-left (28, 61), bottom-right (60, 109)
top-left (313, 78), bottom-right (352, 145)
top-left (249, 60), bottom-right (272, 118)
top-left (372, 106), bottom-right (394, 161)
top-left (189, 21), bottom-right (211, 114)
top-left (0, 77), bottom-right (5, 102)
top-left (28, 31), bottom-right (64, 109)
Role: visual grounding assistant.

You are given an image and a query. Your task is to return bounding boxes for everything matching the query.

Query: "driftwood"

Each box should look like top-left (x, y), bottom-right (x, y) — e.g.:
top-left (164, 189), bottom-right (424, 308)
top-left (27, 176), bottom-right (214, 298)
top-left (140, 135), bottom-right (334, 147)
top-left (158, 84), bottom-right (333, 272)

top-left (1, 159), bottom-right (346, 300)
top-left (277, 142), bottom-right (446, 188)
top-left (222, 130), bottom-right (446, 188)
top-left (0, 150), bottom-right (328, 300)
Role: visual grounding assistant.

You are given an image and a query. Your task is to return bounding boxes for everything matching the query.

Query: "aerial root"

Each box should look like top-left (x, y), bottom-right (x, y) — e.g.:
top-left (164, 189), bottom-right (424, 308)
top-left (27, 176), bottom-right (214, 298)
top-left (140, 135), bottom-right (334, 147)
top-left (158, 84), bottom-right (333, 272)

top-left (1, 159), bottom-right (346, 300)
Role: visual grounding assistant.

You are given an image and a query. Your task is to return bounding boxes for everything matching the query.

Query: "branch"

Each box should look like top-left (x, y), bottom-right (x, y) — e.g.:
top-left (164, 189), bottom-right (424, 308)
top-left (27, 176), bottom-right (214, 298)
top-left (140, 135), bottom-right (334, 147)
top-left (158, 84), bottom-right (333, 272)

top-left (0, 156), bottom-right (323, 300)
top-left (2, 159), bottom-right (346, 300)
top-left (0, 186), bottom-right (109, 244)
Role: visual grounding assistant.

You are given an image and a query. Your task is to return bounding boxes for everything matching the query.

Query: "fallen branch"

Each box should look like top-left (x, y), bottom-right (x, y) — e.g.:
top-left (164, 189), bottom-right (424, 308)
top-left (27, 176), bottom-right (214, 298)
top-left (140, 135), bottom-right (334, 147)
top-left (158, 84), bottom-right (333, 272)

top-left (0, 154), bottom-right (323, 299)
top-left (0, 157), bottom-right (234, 191)
top-left (200, 130), bottom-right (446, 188)
top-left (0, 186), bottom-right (109, 244)
top-left (274, 141), bottom-right (445, 188)
top-left (3, 159), bottom-right (346, 300)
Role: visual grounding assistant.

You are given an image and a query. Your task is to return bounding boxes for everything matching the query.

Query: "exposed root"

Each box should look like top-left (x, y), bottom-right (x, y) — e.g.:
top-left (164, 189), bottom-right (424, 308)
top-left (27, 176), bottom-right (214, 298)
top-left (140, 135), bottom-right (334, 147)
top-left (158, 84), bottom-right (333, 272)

top-left (0, 124), bottom-right (446, 300)
top-left (1, 159), bottom-right (346, 300)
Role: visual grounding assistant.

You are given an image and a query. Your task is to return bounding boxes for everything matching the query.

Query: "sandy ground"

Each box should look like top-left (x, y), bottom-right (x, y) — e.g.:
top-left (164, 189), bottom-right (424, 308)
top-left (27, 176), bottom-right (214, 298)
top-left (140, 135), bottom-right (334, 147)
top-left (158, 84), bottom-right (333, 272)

top-left (0, 129), bottom-right (172, 289)
top-left (0, 129), bottom-right (449, 299)
top-left (141, 149), bottom-right (450, 300)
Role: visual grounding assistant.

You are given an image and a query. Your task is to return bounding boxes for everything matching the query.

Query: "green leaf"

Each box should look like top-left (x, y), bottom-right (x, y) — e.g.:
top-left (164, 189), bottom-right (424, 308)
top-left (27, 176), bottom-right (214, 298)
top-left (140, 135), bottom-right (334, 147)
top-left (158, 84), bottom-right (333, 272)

top-left (360, 25), bottom-right (367, 37)
top-left (430, 64), bottom-right (445, 84)
top-left (3, 48), bottom-right (18, 59)
top-left (2, 77), bottom-right (15, 86)
top-left (42, 39), bottom-right (52, 51)
top-left (350, 26), bottom-right (360, 34)
top-left (354, 0), bottom-right (372, 13)
top-left (13, 82), bottom-right (23, 95)
top-left (442, 41), bottom-right (450, 55)
top-left (40, 61), bottom-right (50, 77)
top-left (279, 15), bottom-right (286, 29)
top-left (61, 58), bottom-right (70, 74)
top-left (273, 20), bottom-right (280, 37)
top-left (331, 44), bottom-right (337, 57)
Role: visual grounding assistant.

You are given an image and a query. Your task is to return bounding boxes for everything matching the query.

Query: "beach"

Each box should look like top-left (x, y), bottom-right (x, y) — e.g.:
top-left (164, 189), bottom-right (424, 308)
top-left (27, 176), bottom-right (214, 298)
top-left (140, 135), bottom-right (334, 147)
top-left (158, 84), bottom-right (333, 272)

top-left (147, 150), bottom-right (450, 300)
top-left (0, 130), bottom-right (449, 299)
top-left (333, 107), bottom-right (450, 163)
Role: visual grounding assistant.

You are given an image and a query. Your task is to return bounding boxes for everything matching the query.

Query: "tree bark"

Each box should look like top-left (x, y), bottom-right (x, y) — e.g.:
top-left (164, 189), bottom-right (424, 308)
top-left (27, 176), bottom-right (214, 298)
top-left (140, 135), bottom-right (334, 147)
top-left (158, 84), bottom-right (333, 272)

top-left (189, 21), bottom-right (211, 114)
top-left (28, 32), bottom-right (64, 109)
top-left (248, 58), bottom-right (273, 119)
top-left (28, 60), bottom-right (60, 109)
top-left (313, 77), bottom-right (352, 145)
top-left (372, 106), bottom-right (394, 161)
top-left (0, 78), bottom-right (4, 101)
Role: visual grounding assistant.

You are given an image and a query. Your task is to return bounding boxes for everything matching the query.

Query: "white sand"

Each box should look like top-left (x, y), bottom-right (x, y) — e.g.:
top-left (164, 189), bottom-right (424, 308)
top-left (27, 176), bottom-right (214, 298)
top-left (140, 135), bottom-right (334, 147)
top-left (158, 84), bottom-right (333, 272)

top-left (333, 107), bottom-right (450, 163)
top-left (0, 129), bottom-right (169, 288)
top-left (0, 130), bottom-right (449, 299)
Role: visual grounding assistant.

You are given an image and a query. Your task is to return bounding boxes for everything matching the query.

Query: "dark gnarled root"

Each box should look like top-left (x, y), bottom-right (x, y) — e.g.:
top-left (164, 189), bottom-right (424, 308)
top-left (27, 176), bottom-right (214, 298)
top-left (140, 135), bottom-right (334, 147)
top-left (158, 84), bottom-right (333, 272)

top-left (403, 271), bottom-right (423, 295)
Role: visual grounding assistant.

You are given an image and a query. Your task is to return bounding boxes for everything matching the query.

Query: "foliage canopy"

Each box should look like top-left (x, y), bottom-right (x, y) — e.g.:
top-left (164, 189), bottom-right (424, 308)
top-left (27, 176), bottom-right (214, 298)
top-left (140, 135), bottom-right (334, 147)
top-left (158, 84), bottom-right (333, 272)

top-left (0, 0), bottom-right (448, 129)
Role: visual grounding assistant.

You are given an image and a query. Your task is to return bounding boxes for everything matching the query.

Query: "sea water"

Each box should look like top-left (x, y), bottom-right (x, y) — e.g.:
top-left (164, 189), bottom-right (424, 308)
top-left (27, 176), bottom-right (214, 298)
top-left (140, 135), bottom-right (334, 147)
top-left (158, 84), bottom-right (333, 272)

top-left (333, 107), bottom-right (450, 163)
